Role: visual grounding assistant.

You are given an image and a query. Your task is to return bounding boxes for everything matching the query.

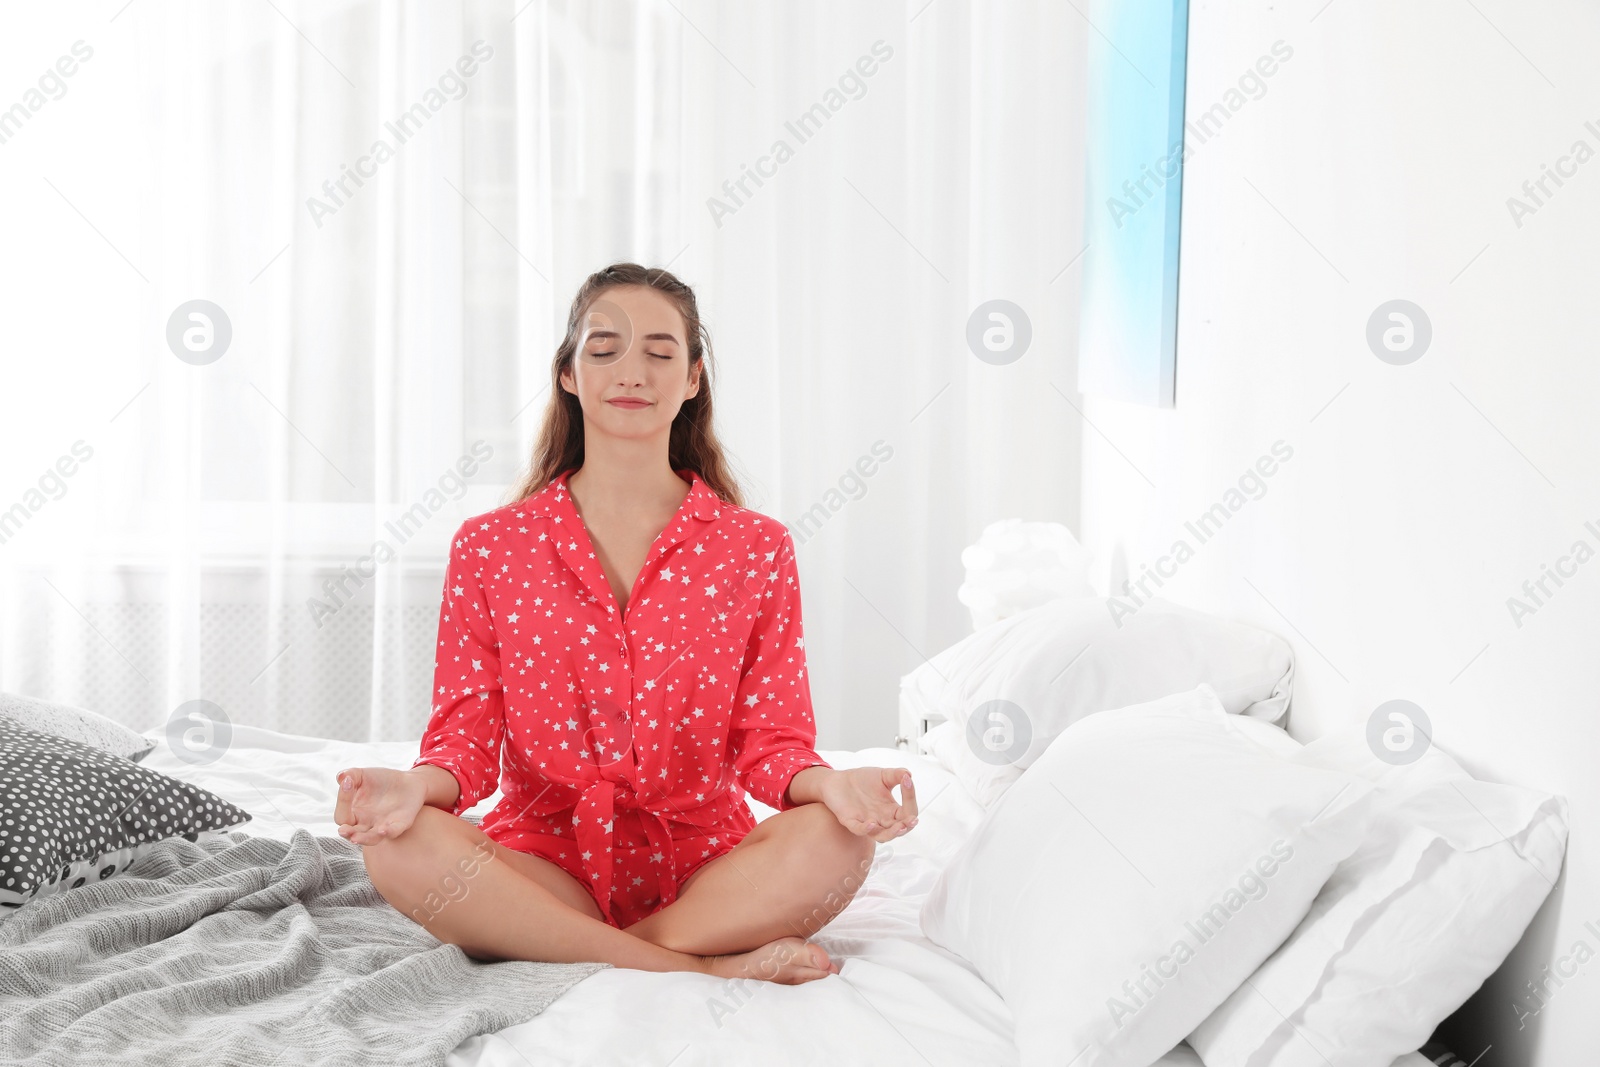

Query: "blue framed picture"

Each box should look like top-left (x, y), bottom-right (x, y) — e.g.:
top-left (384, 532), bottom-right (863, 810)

top-left (1077, 0), bottom-right (1190, 408)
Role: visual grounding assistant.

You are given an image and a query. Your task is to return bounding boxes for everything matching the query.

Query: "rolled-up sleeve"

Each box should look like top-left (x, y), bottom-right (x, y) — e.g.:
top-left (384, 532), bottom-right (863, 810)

top-left (729, 528), bottom-right (833, 811)
top-left (411, 520), bottom-right (505, 817)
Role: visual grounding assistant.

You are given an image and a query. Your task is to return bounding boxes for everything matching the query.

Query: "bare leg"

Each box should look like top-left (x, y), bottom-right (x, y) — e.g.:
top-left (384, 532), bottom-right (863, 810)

top-left (363, 805), bottom-right (846, 983)
top-left (623, 801), bottom-right (877, 958)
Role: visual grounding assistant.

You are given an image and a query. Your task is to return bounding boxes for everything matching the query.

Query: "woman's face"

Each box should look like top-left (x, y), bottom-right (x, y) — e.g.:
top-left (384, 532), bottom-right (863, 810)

top-left (560, 284), bottom-right (700, 440)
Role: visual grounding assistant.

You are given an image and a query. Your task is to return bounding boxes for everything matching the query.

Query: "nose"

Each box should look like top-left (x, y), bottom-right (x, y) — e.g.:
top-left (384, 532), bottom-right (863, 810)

top-left (611, 351), bottom-right (648, 385)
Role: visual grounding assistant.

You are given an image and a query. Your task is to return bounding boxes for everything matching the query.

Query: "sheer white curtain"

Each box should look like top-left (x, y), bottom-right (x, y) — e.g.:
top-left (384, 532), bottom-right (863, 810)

top-left (0, 0), bottom-right (1083, 748)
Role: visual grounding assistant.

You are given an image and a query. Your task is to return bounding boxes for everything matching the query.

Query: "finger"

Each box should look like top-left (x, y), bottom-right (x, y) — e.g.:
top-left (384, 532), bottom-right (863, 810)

top-left (899, 773), bottom-right (918, 821)
top-left (341, 820), bottom-right (375, 842)
top-left (886, 770), bottom-right (917, 823)
top-left (334, 769), bottom-right (357, 824)
top-left (873, 801), bottom-right (906, 827)
top-left (867, 772), bottom-right (906, 827)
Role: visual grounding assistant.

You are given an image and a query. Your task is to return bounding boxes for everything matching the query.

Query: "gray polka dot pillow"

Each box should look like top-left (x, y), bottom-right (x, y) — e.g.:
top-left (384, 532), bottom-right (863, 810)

top-left (0, 691), bottom-right (156, 763)
top-left (0, 718), bottom-right (252, 912)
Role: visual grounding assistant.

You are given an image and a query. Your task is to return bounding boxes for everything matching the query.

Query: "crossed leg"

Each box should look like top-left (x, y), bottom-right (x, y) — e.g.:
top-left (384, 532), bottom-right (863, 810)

top-left (361, 800), bottom-right (873, 978)
top-left (623, 800), bottom-right (877, 956)
top-left (363, 803), bottom-right (692, 972)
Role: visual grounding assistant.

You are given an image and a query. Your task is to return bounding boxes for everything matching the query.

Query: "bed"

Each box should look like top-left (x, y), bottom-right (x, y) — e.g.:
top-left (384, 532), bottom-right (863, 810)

top-left (113, 720), bottom-right (1448, 1067)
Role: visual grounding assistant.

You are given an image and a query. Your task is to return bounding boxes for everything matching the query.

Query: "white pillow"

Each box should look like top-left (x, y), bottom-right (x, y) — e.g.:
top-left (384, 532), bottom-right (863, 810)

top-left (900, 597), bottom-right (1294, 806)
top-left (1218, 713), bottom-right (1302, 759)
top-left (917, 710), bottom-right (1302, 797)
top-left (0, 691), bottom-right (156, 763)
top-left (1187, 725), bottom-right (1569, 1067)
top-left (920, 685), bottom-right (1372, 1067)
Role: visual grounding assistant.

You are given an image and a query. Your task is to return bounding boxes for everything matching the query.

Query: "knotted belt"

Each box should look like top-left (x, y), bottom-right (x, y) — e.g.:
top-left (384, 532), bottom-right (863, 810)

top-left (571, 776), bottom-right (680, 927)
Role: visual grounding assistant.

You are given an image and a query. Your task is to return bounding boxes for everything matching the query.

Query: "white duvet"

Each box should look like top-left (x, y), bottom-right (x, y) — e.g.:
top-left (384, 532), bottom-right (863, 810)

top-left (137, 724), bottom-right (1439, 1067)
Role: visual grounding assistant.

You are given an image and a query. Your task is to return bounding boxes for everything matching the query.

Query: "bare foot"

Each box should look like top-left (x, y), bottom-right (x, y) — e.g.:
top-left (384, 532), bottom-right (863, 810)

top-left (700, 936), bottom-right (841, 985)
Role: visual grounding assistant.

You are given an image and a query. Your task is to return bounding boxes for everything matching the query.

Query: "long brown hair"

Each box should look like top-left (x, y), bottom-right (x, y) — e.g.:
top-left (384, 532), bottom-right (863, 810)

top-left (502, 262), bottom-right (746, 508)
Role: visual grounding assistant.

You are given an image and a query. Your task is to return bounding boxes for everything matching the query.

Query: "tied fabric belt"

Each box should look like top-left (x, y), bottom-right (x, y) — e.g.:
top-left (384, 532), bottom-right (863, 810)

top-left (572, 777), bottom-right (678, 926)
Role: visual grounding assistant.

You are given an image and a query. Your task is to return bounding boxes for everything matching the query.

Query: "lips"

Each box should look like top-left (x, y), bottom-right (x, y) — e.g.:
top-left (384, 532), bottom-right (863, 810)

top-left (606, 398), bottom-right (651, 409)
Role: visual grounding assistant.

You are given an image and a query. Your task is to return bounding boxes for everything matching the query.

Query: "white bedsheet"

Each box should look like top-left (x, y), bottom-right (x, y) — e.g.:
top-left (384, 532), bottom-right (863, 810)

top-left (137, 724), bottom-right (1440, 1067)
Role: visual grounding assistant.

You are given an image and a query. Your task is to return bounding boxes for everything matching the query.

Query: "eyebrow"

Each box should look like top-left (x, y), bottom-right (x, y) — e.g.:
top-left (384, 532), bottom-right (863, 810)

top-left (585, 329), bottom-right (681, 346)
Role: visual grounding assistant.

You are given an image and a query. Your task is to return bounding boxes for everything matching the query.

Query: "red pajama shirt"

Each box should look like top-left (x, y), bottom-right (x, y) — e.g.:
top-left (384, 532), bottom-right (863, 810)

top-left (411, 467), bottom-right (833, 929)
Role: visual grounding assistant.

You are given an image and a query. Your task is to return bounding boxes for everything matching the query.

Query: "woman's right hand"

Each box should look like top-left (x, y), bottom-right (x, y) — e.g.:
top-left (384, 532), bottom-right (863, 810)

top-left (333, 767), bottom-right (427, 846)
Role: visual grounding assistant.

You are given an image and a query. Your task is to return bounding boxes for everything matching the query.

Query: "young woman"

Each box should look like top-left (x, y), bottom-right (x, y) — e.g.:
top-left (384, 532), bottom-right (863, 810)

top-left (334, 263), bottom-right (919, 986)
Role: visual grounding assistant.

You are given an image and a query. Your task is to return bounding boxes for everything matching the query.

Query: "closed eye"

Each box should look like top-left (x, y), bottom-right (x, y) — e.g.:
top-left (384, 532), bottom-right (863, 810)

top-left (589, 352), bottom-right (673, 360)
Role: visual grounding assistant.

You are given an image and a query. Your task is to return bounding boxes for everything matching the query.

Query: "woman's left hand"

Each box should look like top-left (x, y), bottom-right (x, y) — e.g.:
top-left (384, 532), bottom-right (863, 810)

top-left (820, 766), bottom-right (919, 842)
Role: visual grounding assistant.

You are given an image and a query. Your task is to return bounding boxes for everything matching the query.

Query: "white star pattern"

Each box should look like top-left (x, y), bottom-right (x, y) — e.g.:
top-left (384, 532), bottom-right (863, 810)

top-left (410, 467), bottom-right (831, 929)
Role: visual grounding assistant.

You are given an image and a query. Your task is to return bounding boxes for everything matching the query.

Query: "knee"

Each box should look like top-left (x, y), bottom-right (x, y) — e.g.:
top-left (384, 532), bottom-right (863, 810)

top-left (362, 809), bottom-right (499, 936)
top-left (784, 805), bottom-right (876, 929)
top-left (797, 801), bottom-right (876, 871)
top-left (359, 805), bottom-right (451, 896)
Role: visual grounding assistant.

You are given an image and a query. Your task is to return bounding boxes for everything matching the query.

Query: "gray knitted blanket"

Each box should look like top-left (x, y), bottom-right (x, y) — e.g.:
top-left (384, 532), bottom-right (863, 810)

top-left (0, 829), bottom-right (610, 1066)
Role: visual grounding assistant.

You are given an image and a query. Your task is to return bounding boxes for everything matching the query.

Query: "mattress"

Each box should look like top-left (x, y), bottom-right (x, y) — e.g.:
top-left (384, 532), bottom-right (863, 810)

top-left (136, 724), bottom-right (1443, 1067)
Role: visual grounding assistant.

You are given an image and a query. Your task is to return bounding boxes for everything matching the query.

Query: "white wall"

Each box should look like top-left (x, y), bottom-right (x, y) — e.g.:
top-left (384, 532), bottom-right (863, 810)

top-left (1076, 2), bottom-right (1600, 1062)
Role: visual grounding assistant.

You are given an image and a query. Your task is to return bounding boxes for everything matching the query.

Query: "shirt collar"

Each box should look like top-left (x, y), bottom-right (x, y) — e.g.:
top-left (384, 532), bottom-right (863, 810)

top-left (519, 467), bottom-right (723, 523)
